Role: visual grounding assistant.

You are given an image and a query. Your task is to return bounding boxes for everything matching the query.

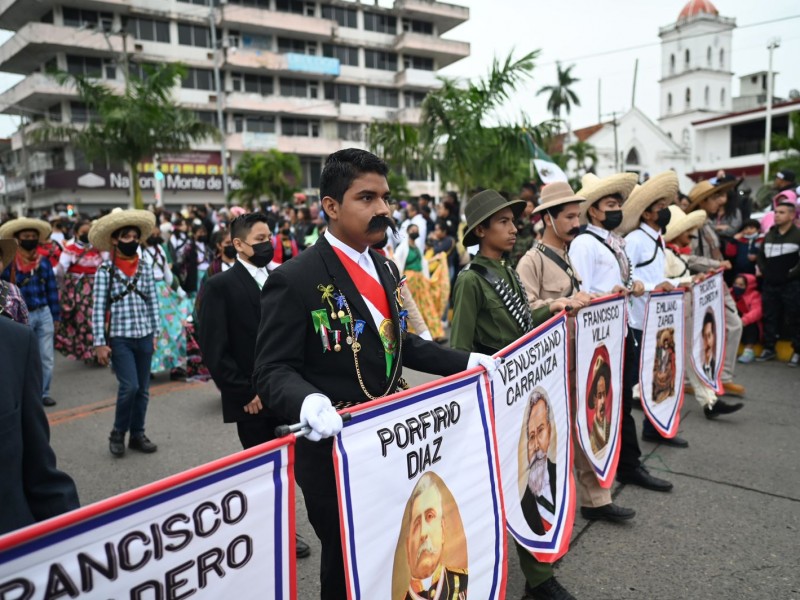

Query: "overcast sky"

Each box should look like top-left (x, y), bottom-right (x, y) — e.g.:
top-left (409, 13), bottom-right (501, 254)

top-left (0, 0), bottom-right (797, 138)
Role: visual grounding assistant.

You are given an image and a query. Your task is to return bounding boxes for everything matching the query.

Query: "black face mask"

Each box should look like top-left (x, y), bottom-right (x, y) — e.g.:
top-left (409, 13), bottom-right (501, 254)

top-left (117, 240), bottom-right (139, 257)
top-left (78, 233), bottom-right (90, 244)
top-left (197, 235), bottom-right (208, 244)
top-left (408, 232), bottom-right (420, 240)
top-left (246, 241), bottom-right (274, 268)
top-left (19, 239), bottom-right (39, 252)
top-left (223, 245), bottom-right (237, 260)
top-left (600, 209), bottom-right (623, 230)
top-left (655, 207), bottom-right (672, 230)
top-left (146, 235), bottom-right (163, 247)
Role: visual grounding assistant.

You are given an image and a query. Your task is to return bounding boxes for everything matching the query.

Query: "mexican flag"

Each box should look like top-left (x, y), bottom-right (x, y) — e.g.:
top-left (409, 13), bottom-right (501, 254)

top-left (528, 141), bottom-right (568, 184)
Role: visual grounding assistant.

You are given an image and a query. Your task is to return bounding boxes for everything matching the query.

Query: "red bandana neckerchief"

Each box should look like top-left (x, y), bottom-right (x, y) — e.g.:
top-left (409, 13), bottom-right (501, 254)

top-left (114, 255), bottom-right (140, 278)
top-left (15, 252), bottom-right (41, 273)
top-left (667, 242), bottom-right (691, 256)
top-left (330, 246), bottom-right (391, 319)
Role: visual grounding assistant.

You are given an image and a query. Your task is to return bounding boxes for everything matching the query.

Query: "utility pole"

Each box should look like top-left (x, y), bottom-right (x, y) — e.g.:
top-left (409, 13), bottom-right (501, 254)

top-left (209, 5), bottom-right (229, 202)
top-left (764, 38), bottom-right (780, 184)
top-left (19, 114), bottom-right (32, 215)
top-left (631, 58), bottom-right (639, 109)
top-left (603, 111), bottom-right (621, 172)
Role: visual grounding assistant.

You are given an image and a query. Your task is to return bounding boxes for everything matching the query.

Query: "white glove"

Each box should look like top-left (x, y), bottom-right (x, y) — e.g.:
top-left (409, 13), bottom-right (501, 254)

top-left (419, 330), bottom-right (433, 341)
top-left (299, 394), bottom-right (343, 442)
top-left (467, 352), bottom-right (504, 376)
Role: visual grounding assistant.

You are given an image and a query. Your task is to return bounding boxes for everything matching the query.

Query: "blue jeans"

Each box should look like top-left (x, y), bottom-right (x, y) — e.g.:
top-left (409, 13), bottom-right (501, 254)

top-left (110, 335), bottom-right (154, 435)
top-left (28, 307), bottom-right (54, 399)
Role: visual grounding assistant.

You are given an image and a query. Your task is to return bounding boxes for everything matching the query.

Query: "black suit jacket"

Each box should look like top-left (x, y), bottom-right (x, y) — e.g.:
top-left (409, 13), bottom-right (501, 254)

top-left (0, 317), bottom-right (79, 534)
top-left (198, 261), bottom-right (273, 424)
top-left (520, 458), bottom-right (557, 536)
top-left (254, 236), bottom-right (469, 488)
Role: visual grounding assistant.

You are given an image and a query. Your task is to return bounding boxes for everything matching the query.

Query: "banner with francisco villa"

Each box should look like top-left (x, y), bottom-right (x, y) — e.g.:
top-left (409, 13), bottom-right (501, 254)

top-left (333, 371), bottom-right (506, 600)
top-left (490, 314), bottom-right (575, 563)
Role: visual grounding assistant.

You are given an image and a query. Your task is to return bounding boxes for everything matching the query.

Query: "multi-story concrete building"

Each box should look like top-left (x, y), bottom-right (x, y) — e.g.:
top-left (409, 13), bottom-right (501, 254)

top-left (0, 0), bottom-right (469, 211)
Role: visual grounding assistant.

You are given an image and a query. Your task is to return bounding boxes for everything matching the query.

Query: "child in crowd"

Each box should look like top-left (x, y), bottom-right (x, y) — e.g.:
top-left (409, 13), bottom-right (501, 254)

top-left (726, 219), bottom-right (761, 280)
top-left (731, 274), bottom-right (762, 363)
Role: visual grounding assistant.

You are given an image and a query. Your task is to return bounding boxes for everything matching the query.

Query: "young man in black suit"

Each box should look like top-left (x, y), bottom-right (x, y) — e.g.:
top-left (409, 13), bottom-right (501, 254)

top-left (197, 212), bottom-right (311, 559)
top-left (254, 149), bottom-right (499, 600)
top-left (0, 316), bottom-right (79, 535)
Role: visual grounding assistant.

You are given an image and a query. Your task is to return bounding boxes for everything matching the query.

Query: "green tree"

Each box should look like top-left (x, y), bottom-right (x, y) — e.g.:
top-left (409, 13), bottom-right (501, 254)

top-left (565, 139), bottom-right (598, 187)
top-left (770, 111), bottom-right (800, 179)
top-left (537, 63), bottom-right (581, 119)
top-left (230, 150), bottom-right (302, 209)
top-left (31, 63), bottom-right (220, 209)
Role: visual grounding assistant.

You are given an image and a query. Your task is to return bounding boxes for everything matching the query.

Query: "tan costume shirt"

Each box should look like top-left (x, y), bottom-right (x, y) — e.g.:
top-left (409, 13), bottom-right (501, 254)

top-left (516, 243), bottom-right (581, 310)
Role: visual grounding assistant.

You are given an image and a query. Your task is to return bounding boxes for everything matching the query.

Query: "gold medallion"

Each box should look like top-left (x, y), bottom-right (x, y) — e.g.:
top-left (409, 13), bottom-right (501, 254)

top-left (338, 310), bottom-right (345, 318)
top-left (330, 312), bottom-right (337, 320)
top-left (352, 342), bottom-right (361, 353)
top-left (346, 336), bottom-right (353, 345)
top-left (334, 344), bottom-right (342, 352)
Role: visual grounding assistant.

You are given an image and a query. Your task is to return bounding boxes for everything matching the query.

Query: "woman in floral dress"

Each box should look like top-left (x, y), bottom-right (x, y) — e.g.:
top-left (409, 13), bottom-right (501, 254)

top-left (55, 219), bottom-right (103, 361)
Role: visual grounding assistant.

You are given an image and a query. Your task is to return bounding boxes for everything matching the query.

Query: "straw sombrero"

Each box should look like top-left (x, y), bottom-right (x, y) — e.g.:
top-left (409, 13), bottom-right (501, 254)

top-left (618, 171), bottom-right (680, 235)
top-left (577, 172), bottom-right (639, 223)
top-left (0, 217), bottom-right (52, 241)
top-left (462, 190), bottom-right (525, 246)
top-left (0, 238), bottom-right (17, 266)
top-left (663, 206), bottom-right (708, 243)
top-left (532, 181), bottom-right (585, 214)
top-left (687, 178), bottom-right (739, 211)
top-left (89, 208), bottom-right (156, 252)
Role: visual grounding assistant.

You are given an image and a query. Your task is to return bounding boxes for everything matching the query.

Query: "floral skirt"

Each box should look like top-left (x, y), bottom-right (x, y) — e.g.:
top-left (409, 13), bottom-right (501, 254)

top-left (151, 281), bottom-right (188, 373)
top-left (404, 257), bottom-right (450, 340)
top-left (55, 273), bottom-right (95, 361)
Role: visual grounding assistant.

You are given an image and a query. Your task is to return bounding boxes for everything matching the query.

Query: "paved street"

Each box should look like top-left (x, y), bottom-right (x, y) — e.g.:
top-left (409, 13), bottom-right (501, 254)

top-left (43, 352), bottom-right (799, 599)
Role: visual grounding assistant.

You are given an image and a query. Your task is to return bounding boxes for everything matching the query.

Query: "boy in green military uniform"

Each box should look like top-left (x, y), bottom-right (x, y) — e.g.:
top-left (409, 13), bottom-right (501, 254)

top-left (450, 189), bottom-right (574, 600)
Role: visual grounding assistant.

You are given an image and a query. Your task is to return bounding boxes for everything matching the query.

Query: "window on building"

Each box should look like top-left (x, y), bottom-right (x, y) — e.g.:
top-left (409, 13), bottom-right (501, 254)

top-left (685, 87), bottom-right (691, 108)
top-left (280, 78), bottom-right (318, 99)
top-left (337, 122), bottom-right (364, 142)
top-left (684, 49), bottom-right (690, 68)
top-left (321, 4), bottom-right (357, 28)
top-left (704, 86), bottom-right (710, 106)
top-left (707, 46), bottom-right (712, 66)
top-left (403, 55), bottom-right (434, 71)
top-left (299, 157), bottom-right (322, 188)
top-left (275, 0), bottom-right (314, 16)
top-left (195, 111), bottom-right (219, 128)
top-left (365, 87), bottom-right (399, 108)
top-left (720, 88), bottom-right (725, 107)
top-left (124, 16), bottom-right (170, 43)
top-left (719, 48), bottom-right (725, 69)
top-left (70, 102), bottom-right (97, 123)
top-left (667, 92), bottom-right (672, 112)
top-left (625, 147), bottom-right (640, 165)
top-left (233, 113), bottom-right (275, 133)
top-left (62, 7), bottom-right (113, 30)
top-left (364, 12), bottom-right (397, 34)
top-left (324, 83), bottom-right (360, 104)
top-left (181, 68), bottom-right (214, 90)
top-left (178, 23), bottom-right (211, 48)
top-left (130, 61), bottom-right (159, 81)
top-left (669, 54), bottom-right (675, 74)
top-left (232, 72), bottom-right (274, 95)
top-left (322, 43), bottom-right (359, 67)
top-left (278, 38), bottom-right (316, 55)
top-left (41, 10), bottom-right (53, 23)
top-left (364, 50), bottom-right (398, 71)
top-left (402, 18), bottom-right (433, 35)
top-left (404, 91), bottom-right (427, 108)
top-left (178, 0), bottom-right (219, 5)
top-left (66, 55), bottom-right (111, 79)
top-left (47, 103), bottom-right (62, 122)
top-left (228, 0), bottom-right (270, 7)
top-left (282, 118), bottom-right (320, 137)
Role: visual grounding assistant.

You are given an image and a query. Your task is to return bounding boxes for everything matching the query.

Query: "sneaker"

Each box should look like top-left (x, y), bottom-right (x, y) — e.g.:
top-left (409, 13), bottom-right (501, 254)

top-left (788, 353), bottom-right (800, 368)
top-left (109, 430), bottom-right (125, 457)
top-left (522, 576), bottom-right (576, 600)
top-left (128, 434), bottom-right (158, 453)
top-left (738, 348), bottom-right (755, 364)
top-left (756, 349), bottom-right (776, 362)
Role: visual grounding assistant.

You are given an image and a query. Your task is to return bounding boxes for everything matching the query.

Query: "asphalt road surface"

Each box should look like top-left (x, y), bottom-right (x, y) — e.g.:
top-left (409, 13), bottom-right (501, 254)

top-left (40, 352), bottom-right (800, 599)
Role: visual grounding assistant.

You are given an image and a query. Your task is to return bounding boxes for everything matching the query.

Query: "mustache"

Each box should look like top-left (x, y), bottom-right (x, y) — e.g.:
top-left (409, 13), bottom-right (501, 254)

top-left (367, 215), bottom-right (397, 234)
top-left (528, 449), bottom-right (546, 471)
top-left (566, 227), bottom-right (581, 237)
top-left (417, 538), bottom-right (435, 561)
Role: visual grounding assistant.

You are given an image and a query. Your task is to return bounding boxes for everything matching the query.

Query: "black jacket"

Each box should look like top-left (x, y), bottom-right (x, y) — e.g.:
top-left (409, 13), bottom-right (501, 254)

top-left (520, 458), bottom-right (558, 536)
top-left (198, 261), bottom-right (268, 423)
top-left (0, 317), bottom-right (79, 534)
top-left (253, 236), bottom-right (469, 487)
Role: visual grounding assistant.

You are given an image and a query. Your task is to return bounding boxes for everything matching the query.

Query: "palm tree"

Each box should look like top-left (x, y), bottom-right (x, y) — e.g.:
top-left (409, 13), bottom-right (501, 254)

top-left (537, 63), bottom-right (581, 119)
top-left (230, 150), bottom-right (302, 209)
top-left (566, 140), bottom-right (598, 177)
top-left (31, 63), bottom-right (220, 209)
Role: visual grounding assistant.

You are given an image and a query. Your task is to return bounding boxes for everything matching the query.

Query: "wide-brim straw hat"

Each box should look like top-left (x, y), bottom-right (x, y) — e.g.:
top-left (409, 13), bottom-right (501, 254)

top-left (462, 190), bottom-right (525, 247)
top-left (532, 181), bottom-right (585, 214)
top-left (687, 178), bottom-right (739, 211)
top-left (89, 208), bottom-right (156, 252)
top-left (0, 238), bottom-right (17, 266)
top-left (0, 217), bottom-right (52, 241)
top-left (577, 172), bottom-right (639, 223)
top-left (618, 171), bottom-right (680, 235)
top-left (663, 206), bottom-right (708, 243)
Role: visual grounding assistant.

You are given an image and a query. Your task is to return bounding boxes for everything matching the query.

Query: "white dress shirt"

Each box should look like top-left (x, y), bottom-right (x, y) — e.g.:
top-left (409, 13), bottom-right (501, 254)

top-left (324, 229), bottom-right (387, 332)
top-left (569, 224), bottom-right (632, 294)
top-left (625, 223), bottom-right (680, 330)
top-left (236, 255), bottom-right (268, 289)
